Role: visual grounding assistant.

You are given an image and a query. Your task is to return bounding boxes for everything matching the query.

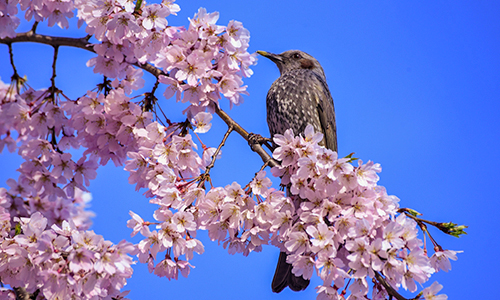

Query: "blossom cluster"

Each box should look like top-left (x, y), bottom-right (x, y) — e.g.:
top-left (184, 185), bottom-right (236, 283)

top-left (0, 75), bottom-right (150, 219)
top-left (0, 0), bottom-right (460, 299)
top-left (125, 132), bottom-right (289, 277)
top-left (1, 0), bottom-right (256, 112)
top-left (1, 0), bottom-right (258, 297)
top-left (126, 124), bottom-right (458, 299)
top-left (0, 85), bottom-right (94, 226)
top-left (74, 0), bottom-right (256, 116)
top-left (268, 126), bottom-right (459, 299)
top-left (0, 78), bottom-right (148, 298)
top-left (124, 120), bottom-right (210, 279)
top-left (0, 0), bottom-right (76, 38)
top-left (0, 210), bottom-right (135, 300)
top-left (155, 7), bottom-right (255, 110)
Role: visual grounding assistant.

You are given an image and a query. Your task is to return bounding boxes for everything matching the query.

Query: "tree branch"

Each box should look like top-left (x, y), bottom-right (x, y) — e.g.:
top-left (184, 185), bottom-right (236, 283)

top-left (0, 31), bottom-right (280, 168)
top-left (398, 208), bottom-right (468, 238)
top-left (0, 32), bottom-right (163, 77)
top-left (50, 45), bottom-right (58, 102)
top-left (213, 104), bottom-right (279, 168)
top-left (374, 271), bottom-right (408, 300)
top-left (198, 124), bottom-right (233, 188)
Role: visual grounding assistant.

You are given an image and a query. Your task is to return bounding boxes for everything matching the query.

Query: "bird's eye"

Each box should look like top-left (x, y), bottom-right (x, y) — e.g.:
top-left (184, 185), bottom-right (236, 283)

top-left (292, 53), bottom-right (302, 59)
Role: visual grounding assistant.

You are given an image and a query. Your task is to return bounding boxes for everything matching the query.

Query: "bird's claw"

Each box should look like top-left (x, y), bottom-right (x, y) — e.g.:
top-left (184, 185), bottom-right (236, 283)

top-left (248, 133), bottom-right (270, 144)
top-left (248, 133), bottom-right (275, 151)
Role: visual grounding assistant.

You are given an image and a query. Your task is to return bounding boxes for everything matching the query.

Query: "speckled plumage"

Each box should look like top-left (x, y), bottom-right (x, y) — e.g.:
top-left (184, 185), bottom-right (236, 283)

top-left (258, 50), bottom-right (337, 293)
top-left (260, 50), bottom-right (337, 152)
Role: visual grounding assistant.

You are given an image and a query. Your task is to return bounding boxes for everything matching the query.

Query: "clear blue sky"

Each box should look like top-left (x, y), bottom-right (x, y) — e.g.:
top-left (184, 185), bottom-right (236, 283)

top-left (1, 1), bottom-right (498, 299)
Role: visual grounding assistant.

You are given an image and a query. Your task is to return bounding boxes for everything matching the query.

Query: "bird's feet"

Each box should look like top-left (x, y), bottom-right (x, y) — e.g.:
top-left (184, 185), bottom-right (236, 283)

top-left (248, 133), bottom-right (275, 151)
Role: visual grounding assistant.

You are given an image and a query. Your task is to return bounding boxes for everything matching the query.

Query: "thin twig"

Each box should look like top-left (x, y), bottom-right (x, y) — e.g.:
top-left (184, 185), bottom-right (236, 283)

top-left (205, 124), bottom-right (233, 173)
top-left (7, 43), bottom-right (17, 77)
top-left (0, 32), bottom-right (280, 168)
top-left (50, 45), bottom-right (59, 103)
top-left (6, 43), bottom-right (23, 94)
top-left (214, 104), bottom-right (279, 168)
top-left (197, 124), bottom-right (233, 188)
top-left (31, 21), bottom-right (39, 34)
top-left (0, 32), bottom-right (164, 78)
top-left (258, 160), bottom-right (271, 173)
top-left (399, 208), bottom-right (467, 238)
top-left (374, 271), bottom-right (408, 300)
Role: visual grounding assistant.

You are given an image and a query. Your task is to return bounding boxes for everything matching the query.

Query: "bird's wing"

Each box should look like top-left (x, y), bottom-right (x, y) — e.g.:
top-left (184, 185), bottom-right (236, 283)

top-left (312, 73), bottom-right (337, 152)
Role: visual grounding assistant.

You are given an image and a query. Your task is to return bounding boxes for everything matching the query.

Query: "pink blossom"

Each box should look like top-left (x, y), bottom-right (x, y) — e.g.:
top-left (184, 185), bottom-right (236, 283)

top-left (127, 211), bottom-right (148, 237)
top-left (307, 223), bottom-right (334, 249)
top-left (401, 248), bottom-right (434, 291)
top-left (250, 170), bottom-right (272, 196)
top-left (185, 238), bottom-right (204, 261)
top-left (189, 8), bottom-right (219, 29)
top-left (316, 285), bottom-right (340, 300)
top-left (220, 202), bottom-right (241, 229)
top-left (87, 55), bottom-right (127, 78)
top-left (0, 6), bottom-right (20, 38)
top-left (51, 152), bottom-right (75, 180)
top-left (163, 0), bottom-right (180, 15)
top-left (422, 281), bottom-right (448, 300)
top-left (74, 156), bottom-right (98, 188)
top-left (191, 111), bottom-right (213, 133)
top-left (45, 6), bottom-right (74, 29)
top-left (218, 73), bottom-right (247, 105)
top-left (430, 249), bottom-right (461, 272)
top-left (138, 228), bottom-right (164, 261)
top-left (355, 160), bottom-right (381, 187)
top-left (106, 12), bottom-right (141, 44)
top-left (68, 247), bottom-right (94, 273)
top-left (112, 65), bottom-right (145, 94)
top-left (141, 4), bottom-right (169, 30)
top-left (285, 230), bottom-right (309, 254)
top-left (289, 254), bottom-right (315, 280)
top-left (182, 84), bottom-right (204, 104)
top-left (316, 256), bottom-right (348, 288)
top-left (378, 232), bottom-right (400, 258)
top-left (175, 51), bottom-right (210, 86)
top-left (117, 0), bottom-right (136, 12)
top-left (224, 20), bottom-right (249, 49)
top-left (172, 211), bottom-right (196, 232)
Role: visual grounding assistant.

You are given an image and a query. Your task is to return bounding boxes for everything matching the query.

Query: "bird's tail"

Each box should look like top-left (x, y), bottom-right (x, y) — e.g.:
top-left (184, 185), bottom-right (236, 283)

top-left (271, 252), bottom-right (310, 293)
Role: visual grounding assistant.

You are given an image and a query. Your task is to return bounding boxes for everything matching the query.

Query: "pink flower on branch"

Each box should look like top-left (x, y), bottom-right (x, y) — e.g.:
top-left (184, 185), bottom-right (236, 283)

top-left (141, 4), bottom-right (170, 31)
top-left (1, 212), bottom-right (136, 299)
top-left (422, 281), bottom-right (448, 300)
top-left (123, 120), bottom-right (460, 300)
top-left (0, 1), bottom-right (463, 298)
top-left (191, 111), bottom-right (213, 133)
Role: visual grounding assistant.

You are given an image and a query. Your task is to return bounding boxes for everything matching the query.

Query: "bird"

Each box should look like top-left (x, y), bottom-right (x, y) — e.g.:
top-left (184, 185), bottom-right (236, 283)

top-left (257, 50), bottom-right (337, 293)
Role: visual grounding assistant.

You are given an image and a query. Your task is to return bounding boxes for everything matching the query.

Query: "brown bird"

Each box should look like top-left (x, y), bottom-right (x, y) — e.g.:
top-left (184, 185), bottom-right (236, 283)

top-left (257, 50), bottom-right (337, 293)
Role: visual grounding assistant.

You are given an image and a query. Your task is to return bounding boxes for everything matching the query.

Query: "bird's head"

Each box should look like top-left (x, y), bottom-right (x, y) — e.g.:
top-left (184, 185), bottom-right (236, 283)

top-left (257, 50), bottom-right (326, 78)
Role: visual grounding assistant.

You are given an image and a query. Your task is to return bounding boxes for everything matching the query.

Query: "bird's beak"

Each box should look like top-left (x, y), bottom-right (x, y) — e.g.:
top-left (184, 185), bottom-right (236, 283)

top-left (257, 50), bottom-right (282, 64)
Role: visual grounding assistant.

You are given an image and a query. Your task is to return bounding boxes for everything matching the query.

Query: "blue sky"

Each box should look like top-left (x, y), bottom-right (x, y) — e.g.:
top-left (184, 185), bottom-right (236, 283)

top-left (1, 1), bottom-right (499, 299)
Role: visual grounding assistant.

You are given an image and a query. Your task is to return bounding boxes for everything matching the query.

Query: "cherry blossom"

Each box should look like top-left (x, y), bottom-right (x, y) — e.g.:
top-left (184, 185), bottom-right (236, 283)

top-left (430, 249), bottom-right (461, 272)
top-left (123, 122), bottom-right (459, 299)
top-left (422, 281), bottom-right (448, 300)
top-left (141, 4), bottom-right (170, 30)
top-left (0, 0), bottom-right (461, 299)
top-left (191, 111), bottom-right (213, 133)
top-left (0, 212), bottom-right (135, 299)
